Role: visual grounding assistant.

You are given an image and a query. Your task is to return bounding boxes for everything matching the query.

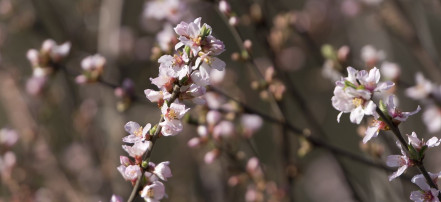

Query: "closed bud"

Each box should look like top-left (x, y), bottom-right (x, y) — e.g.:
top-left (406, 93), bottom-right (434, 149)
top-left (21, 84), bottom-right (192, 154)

top-left (219, 1), bottom-right (231, 15)
top-left (229, 16), bottom-right (238, 26)
top-left (243, 40), bottom-right (252, 51)
top-left (142, 161), bottom-right (148, 169)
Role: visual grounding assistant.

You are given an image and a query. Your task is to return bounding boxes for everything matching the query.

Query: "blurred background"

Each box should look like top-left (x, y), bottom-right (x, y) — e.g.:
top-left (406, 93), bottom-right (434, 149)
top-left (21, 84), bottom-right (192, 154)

top-left (2, 0), bottom-right (441, 201)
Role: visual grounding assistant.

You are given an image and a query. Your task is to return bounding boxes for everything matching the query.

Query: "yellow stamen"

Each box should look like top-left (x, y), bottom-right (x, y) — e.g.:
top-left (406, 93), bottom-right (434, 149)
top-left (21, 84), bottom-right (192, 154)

top-left (134, 127), bottom-right (143, 137)
top-left (352, 98), bottom-right (364, 107)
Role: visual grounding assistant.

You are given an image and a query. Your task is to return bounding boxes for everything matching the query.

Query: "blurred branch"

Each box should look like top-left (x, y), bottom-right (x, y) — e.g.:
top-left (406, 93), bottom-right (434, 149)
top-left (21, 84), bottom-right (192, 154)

top-left (209, 87), bottom-right (395, 174)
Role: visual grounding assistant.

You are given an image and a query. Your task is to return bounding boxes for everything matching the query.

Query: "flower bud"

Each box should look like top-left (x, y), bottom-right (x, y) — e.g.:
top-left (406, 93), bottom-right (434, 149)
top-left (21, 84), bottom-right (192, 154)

top-left (206, 110), bottom-right (222, 125)
top-left (337, 45), bottom-right (350, 63)
top-left (219, 1), bottom-right (231, 15)
top-left (120, 156), bottom-right (131, 166)
top-left (204, 149), bottom-right (220, 164)
top-left (41, 39), bottom-right (56, 55)
top-left (142, 161), bottom-right (148, 169)
top-left (197, 125), bottom-right (208, 137)
top-left (26, 49), bottom-right (40, 67)
top-left (229, 16), bottom-right (238, 26)
top-left (243, 39), bottom-right (252, 51)
top-left (213, 120), bottom-right (234, 138)
top-left (154, 161), bottom-right (172, 181)
top-left (187, 137), bottom-right (201, 148)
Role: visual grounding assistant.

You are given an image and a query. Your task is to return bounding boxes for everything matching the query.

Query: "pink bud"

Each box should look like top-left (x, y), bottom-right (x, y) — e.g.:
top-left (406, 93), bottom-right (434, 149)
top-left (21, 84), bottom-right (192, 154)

top-left (243, 40), bottom-right (252, 51)
top-left (246, 157), bottom-right (259, 172)
top-left (213, 121), bottom-right (234, 139)
top-left (119, 156), bottom-right (131, 166)
top-left (187, 137), bottom-right (201, 148)
top-left (206, 110), bottom-right (222, 125)
top-left (204, 149), bottom-right (220, 164)
top-left (41, 39), bottom-right (56, 54)
top-left (26, 76), bottom-right (47, 96)
top-left (229, 16), bottom-right (238, 26)
top-left (110, 194), bottom-right (123, 202)
top-left (241, 114), bottom-right (263, 137)
top-left (75, 75), bottom-right (87, 84)
top-left (337, 45), bottom-right (350, 62)
top-left (197, 125), bottom-right (208, 137)
top-left (381, 62), bottom-right (401, 81)
top-left (27, 49), bottom-right (39, 66)
top-left (114, 87), bottom-right (124, 97)
top-left (228, 175), bottom-right (240, 187)
top-left (219, 1), bottom-right (231, 14)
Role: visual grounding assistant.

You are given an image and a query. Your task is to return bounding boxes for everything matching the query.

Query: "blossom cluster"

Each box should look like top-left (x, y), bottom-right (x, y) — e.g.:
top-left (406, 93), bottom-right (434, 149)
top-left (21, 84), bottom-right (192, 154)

top-left (332, 66), bottom-right (441, 201)
top-left (26, 39), bottom-right (71, 95)
top-left (187, 91), bottom-right (263, 163)
top-left (117, 17), bottom-right (225, 201)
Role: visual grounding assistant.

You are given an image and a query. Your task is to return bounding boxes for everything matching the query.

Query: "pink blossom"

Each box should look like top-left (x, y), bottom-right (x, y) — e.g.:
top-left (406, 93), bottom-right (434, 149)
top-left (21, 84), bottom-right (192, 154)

top-left (423, 106), bottom-right (441, 133)
top-left (141, 181), bottom-right (166, 202)
top-left (123, 122), bottom-right (151, 143)
top-left (154, 161), bottom-right (172, 181)
top-left (410, 173), bottom-right (441, 202)
top-left (241, 114), bottom-right (263, 137)
top-left (117, 164), bottom-right (141, 181)
top-left (213, 121), bottom-right (235, 138)
top-left (159, 119), bottom-right (183, 137)
top-left (407, 132), bottom-right (441, 151)
top-left (204, 149), bottom-right (220, 164)
top-left (110, 194), bottom-right (123, 202)
top-left (206, 110), bottom-right (222, 125)
top-left (386, 141), bottom-right (412, 181)
top-left (161, 103), bottom-right (189, 121)
top-left (0, 128), bottom-right (18, 147)
top-left (406, 73), bottom-right (433, 100)
top-left (122, 141), bottom-right (152, 159)
top-left (143, 0), bottom-right (183, 23)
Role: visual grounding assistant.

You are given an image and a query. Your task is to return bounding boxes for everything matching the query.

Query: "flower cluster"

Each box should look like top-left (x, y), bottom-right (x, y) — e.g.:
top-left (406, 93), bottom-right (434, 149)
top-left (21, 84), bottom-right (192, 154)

top-left (331, 66), bottom-right (393, 124)
top-left (26, 39), bottom-right (71, 95)
top-left (117, 121), bottom-right (171, 201)
top-left (332, 66), bottom-right (441, 201)
top-left (117, 17), bottom-right (225, 201)
top-left (251, 67), bottom-right (286, 101)
top-left (75, 54), bottom-right (106, 84)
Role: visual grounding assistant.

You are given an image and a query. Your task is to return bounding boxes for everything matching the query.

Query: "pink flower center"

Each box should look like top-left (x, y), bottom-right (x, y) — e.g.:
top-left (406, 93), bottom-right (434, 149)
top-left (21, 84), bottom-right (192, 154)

top-left (423, 191), bottom-right (434, 201)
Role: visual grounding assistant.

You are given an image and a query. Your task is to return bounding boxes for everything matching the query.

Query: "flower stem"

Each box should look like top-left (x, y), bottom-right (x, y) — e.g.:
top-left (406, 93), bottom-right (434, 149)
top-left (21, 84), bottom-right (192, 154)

top-left (375, 107), bottom-right (440, 197)
top-left (127, 85), bottom-right (181, 202)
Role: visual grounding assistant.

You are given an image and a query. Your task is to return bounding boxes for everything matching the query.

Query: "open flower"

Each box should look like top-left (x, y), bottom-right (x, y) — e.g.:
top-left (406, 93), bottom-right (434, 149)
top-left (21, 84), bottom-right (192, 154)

top-left (386, 141), bottom-right (413, 181)
top-left (407, 132), bottom-right (441, 151)
top-left (122, 141), bottom-right (152, 159)
top-left (332, 85), bottom-right (376, 124)
top-left (364, 95), bottom-right (420, 143)
top-left (331, 66), bottom-right (395, 124)
top-left (123, 122), bottom-right (151, 143)
top-left (410, 172), bottom-right (441, 202)
top-left (143, 0), bottom-right (183, 23)
top-left (141, 181), bottom-right (166, 202)
top-left (161, 103), bottom-right (189, 121)
top-left (76, 54), bottom-right (106, 84)
top-left (406, 73), bottom-right (433, 100)
top-left (117, 164), bottom-right (142, 181)
top-left (153, 161), bottom-right (172, 181)
top-left (423, 106), bottom-right (441, 133)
